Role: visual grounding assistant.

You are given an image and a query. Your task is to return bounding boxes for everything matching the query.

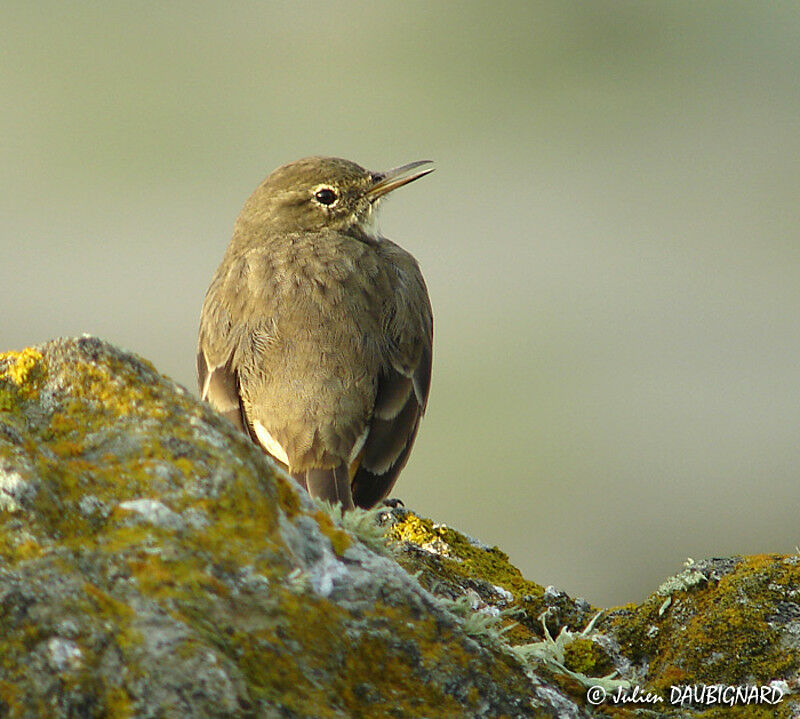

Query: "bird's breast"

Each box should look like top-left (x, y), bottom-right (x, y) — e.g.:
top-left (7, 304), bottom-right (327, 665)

top-left (233, 233), bottom-right (393, 467)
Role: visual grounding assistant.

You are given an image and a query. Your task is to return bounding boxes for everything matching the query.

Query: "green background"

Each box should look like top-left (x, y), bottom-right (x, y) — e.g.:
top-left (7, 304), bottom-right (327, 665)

top-left (3, 2), bottom-right (799, 607)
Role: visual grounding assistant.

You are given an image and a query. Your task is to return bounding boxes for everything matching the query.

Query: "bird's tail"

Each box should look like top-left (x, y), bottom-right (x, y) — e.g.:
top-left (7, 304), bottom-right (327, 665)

top-left (300, 464), bottom-right (355, 510)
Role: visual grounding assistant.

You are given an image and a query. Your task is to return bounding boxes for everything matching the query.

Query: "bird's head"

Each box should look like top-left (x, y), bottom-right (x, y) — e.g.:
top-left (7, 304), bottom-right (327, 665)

top-left (236, 156), bottom-right (434, 239)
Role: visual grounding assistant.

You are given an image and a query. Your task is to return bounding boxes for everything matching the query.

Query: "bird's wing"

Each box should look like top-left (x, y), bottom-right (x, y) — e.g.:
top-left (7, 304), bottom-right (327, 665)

top-left (198, 249), bottom-right (297, 468)
top-left (197, 344), bottom-right (248, 434)
top-left (350, 252), bottom-right (433, 508)
top-left (196, 256), bottom-right (256, 439)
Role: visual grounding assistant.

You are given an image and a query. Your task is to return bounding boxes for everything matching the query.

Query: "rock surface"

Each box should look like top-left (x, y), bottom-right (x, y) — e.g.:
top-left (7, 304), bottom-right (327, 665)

top-left (0, 337), bottom-right (798, 718)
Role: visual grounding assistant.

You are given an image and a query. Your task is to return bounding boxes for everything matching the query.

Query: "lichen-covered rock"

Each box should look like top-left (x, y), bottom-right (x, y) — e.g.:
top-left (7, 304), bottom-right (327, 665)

top-left (1, 337), bottom-right (799, 719)
top-left (606, 556), bottom-right (800, 716)
top-left (0, 338), bottom-right (563, 718)
top-left (385, 513), bottom-right (800, 717)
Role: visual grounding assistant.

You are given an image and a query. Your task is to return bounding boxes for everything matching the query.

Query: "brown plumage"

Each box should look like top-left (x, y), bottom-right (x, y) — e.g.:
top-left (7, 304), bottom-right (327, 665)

top-left (197, 156), bottom-right (433, 509)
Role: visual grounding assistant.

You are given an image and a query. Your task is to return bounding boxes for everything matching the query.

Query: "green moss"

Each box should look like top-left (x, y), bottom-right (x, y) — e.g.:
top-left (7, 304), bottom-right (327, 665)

top-left (702, 707), bottom-right (777, 719)
top-left (388, 513), bottom-right (543, 601)
top-left (611, 554), bottom-right (800, 708)
top-left (388, 513), bottom-right (436, 546)
top-left (0, 388), bottom-right (14, 411)
top-left (562, 637), bottom-right (601, 675)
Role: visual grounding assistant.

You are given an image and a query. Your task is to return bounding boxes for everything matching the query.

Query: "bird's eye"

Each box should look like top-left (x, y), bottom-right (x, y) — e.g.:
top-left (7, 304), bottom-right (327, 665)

top-left (314, 188), bottom-right (338, 206)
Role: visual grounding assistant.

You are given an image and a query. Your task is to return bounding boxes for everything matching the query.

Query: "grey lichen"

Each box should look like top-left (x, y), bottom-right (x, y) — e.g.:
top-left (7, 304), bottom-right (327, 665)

top-left (656, 558), bottom-right (709, 597)
top-left (512, 610), bottom-right (630, 692)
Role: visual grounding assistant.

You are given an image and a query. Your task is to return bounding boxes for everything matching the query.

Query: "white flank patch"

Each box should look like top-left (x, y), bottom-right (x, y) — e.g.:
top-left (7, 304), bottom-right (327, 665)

top-left (348, 426), bottom-right (370, 464)
top-left (253, 421), bottom-right (290, 465)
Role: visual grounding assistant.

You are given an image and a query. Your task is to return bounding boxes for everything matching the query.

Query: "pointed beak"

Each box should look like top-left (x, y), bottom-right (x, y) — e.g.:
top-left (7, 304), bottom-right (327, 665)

top-left (367, 160), bottom-right (434, 202)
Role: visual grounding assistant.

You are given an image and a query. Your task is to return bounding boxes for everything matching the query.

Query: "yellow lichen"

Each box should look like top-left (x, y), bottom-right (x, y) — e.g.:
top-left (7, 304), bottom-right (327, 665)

top-left (0, 348), bottom-right (43, 386)
top-left (126, 552), bottom-right (230, 602)
top-left (0, 534), bottom-right (43, 564)
top-left (273, 473), bottom-right (302, 517)
top-left (388, 512), bottom-right (546, 607)
top-left (103, 684), bottom-right (133, 718)
top-left (0, 348), bottom-right (44, 408)
top-left (388, 512), bottom-right (437, 546)
top-left (83, 582), bottom-right (135, 622)
top-left (0, 680), bottom-right (18, 709)
top-left (315, 510), bottom-right (352, 556)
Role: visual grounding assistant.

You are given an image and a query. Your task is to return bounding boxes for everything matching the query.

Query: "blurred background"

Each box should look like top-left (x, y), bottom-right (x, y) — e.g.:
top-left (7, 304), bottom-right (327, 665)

top-left (2, 2), bottom-right (799, 607)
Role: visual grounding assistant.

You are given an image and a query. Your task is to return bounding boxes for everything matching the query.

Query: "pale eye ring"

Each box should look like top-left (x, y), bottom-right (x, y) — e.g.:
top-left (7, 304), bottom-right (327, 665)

top-left (313, 187), bottom-right (338, 206)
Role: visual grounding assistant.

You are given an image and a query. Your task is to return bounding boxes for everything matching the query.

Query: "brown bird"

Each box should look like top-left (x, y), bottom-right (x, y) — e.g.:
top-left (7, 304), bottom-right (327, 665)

top-left (197, 156), bottom-right (433, 510)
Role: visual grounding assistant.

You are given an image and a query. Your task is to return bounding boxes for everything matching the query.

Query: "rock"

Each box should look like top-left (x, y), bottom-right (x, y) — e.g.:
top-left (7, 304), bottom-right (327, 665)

top-left (0, 337), bottom-right (798, 718)
top-left (0, 338), bottom-right (545, 718)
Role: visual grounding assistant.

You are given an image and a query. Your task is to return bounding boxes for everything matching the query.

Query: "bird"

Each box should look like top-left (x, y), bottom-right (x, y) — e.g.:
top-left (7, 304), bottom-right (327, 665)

top-left (197, 156), bottom-right (433, 510)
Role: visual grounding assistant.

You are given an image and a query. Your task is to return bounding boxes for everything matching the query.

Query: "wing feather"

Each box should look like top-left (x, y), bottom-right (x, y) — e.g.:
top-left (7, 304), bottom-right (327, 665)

top-left (351, 276), bottom-right (433, 508)
top-left (197, 347), bottom-right (248, 434)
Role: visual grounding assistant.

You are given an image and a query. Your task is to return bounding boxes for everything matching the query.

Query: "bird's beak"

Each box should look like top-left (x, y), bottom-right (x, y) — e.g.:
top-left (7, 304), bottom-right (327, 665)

top-left (367, 160), bottom-right (434, 202)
